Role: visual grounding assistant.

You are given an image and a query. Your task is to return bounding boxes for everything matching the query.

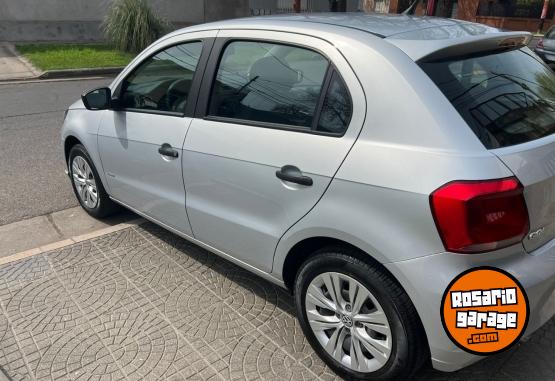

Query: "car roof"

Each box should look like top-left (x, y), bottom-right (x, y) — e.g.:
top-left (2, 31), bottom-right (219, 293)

top-left (170, 13), bottom-right (531, 61)
top-left (192, 13), bottom-right (501, 38)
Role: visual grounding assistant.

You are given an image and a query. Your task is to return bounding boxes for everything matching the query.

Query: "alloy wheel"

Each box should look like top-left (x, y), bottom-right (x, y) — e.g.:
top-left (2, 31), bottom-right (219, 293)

top-left (71, 156), bottom-right (98, 209)
top-left (305, 272), bottom-right (392, 373)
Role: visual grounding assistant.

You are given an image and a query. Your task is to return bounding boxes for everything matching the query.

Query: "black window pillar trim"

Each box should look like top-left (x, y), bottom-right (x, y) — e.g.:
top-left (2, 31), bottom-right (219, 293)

top-left (184, 37), bottom-right (216, 117)
top-left (194, 37), bottom-right (227, 119)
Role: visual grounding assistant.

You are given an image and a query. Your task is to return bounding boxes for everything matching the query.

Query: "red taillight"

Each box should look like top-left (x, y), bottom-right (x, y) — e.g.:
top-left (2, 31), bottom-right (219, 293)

top-left (537, 39), bottom-right (544, 49)
top-left (430, 178), bottom-right (529, 254)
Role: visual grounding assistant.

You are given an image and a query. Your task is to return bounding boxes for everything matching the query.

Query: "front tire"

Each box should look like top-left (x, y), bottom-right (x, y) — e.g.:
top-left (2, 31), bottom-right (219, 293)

top-left (68, 144), bottom-right (119, 218)
top-left (294, 249), bottom-right (428, 380)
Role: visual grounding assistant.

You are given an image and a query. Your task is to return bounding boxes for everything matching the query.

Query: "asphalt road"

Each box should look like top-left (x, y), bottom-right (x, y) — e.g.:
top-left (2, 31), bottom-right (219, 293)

top-left (0, 77), bottom-right (113, 226)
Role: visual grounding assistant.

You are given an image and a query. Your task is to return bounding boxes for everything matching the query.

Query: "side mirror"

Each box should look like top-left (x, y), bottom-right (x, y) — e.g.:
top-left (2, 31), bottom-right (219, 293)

top-left (82, 87), bottom-right (112, 110)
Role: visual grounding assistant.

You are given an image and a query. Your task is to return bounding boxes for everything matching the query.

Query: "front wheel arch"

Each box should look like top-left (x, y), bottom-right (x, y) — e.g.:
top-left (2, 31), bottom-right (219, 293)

top-left (64, 135), bottom-right (82, 164)
top-left (68, 143), bottom-right (119, 218)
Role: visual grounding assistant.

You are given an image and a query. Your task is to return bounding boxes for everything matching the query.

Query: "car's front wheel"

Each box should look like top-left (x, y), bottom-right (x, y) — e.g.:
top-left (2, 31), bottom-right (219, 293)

top-left (68, 144), bottom-right (118, 218)
top-left (294, 249), bottom-right (428, 380)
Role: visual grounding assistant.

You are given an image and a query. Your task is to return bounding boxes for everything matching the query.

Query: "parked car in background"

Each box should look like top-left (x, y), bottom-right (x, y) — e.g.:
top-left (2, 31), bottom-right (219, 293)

top-left (535, 26), bottom-right (555, 64)
top-left (62, 14), bottom-right (555, 380)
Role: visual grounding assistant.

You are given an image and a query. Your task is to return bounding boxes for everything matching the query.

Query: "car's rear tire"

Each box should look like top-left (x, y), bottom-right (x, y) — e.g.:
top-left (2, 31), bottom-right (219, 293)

top-left (294, 248), bottom-right (428, 380)
top-left (68, 144), bottom-right (119, 218)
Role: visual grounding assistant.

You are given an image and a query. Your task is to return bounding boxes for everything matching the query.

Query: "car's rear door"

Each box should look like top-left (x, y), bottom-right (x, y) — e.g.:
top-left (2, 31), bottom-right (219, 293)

top-left (98, 32), bottom-right (215, 235)
top-left (182, 30), bottom-right (365, 272)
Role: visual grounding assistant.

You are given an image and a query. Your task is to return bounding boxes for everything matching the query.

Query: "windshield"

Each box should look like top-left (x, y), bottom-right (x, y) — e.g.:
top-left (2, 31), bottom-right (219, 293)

top-left (421, 47), bottom-right (555, 149)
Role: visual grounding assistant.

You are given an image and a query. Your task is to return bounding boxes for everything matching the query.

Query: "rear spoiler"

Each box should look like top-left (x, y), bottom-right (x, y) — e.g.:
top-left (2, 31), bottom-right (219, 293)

top-left (386, 31), bottom-right (532, 62)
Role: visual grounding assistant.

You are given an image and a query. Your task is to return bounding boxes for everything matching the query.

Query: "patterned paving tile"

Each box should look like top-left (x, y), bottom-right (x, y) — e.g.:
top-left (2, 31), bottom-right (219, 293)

top-left (201, 266), bottom-right (295, 328)
top-left (33, 325), bottom-right (127, 381)
top-left (0, 223), bottom-right (553, 381)
top-left (0, 254), bottom-right (53, 302)
top-left (258, 310), bottom-right (315, 361)
top-left (87, 311), bottom-right (208, 381)
top-left (0, 311), bottom-right (31, 381)
top-left (45, 241), bottom-right (104, 272)
top-left (2, 274), bottom-right (87, 335)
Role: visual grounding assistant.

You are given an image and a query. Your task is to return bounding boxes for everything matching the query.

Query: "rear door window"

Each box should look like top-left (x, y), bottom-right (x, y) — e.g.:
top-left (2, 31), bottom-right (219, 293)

top-left (208, 41), bottom-right (329, 129)
top-left (421, 48), bottom-right (555, 148)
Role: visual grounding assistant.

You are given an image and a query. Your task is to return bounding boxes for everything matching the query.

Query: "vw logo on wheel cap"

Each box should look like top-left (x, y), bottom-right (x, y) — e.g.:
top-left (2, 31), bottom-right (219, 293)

top-left (341, 314), bottom-right (353, 328)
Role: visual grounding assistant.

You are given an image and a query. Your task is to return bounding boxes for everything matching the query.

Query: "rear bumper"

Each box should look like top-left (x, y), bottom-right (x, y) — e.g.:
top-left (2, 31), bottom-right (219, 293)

top-left (385, 238), bottom-right (555, 372)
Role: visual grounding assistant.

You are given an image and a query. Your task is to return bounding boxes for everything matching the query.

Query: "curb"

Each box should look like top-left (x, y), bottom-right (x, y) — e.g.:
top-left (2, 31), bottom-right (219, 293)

top-left (0, 218), bottom-right (144, 266)
top-left (39, 66), bottom-right (124, 79)
top-left (0, 42), bottom-right (42, 81)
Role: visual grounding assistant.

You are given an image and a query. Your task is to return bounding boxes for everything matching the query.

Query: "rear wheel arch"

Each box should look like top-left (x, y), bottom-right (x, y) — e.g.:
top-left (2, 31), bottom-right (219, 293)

top-left (281, 236), bottom-right (431, 358)
top-left (283, 237), bottom-right (352, 291)
top-left (283, 237), bottom-right (393, 291)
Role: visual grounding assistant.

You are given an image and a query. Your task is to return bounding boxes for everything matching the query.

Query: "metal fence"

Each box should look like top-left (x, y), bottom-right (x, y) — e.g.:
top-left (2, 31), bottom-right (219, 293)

top-left (249, 0), bottom-right (382, 16)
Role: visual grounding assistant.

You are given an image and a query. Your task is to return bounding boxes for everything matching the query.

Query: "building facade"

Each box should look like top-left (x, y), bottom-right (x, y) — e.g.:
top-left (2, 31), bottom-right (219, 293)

top-left (249, 0), bottom-right (555, 33)
top-left (392, 0), bottom-right (555, 33)
top-left (2, 0), bottom-right (552, 41)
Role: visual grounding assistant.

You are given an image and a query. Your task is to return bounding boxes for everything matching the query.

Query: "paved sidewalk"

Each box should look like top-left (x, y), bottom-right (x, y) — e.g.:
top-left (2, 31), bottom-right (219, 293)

top-left (0, 43), bottom-right (40, 81)
top-left (0, 207), bottom-right (138, 259)
top-left (0, 222), bottom-right (553, 380)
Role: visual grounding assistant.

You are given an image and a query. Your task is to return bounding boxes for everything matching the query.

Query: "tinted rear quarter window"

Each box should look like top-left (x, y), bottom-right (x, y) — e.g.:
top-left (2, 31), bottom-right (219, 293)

top-left (317, 72), bottom-right (352, 134)
top-left (421, 48), bottom-right (555, 148)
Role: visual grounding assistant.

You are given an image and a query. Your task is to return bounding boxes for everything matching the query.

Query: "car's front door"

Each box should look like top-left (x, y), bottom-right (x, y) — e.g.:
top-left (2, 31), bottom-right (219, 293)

top-left (183, 31), bottom-right (366, 272)
top-left (98, 33), bottom-right (215, 235)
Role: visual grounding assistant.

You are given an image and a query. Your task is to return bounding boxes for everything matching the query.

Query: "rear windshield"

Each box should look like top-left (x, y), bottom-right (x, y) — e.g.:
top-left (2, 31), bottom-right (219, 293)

top-left (546, 28), bottom-right (555, 39)
top-left (421, 48), bottom-right (555, 149)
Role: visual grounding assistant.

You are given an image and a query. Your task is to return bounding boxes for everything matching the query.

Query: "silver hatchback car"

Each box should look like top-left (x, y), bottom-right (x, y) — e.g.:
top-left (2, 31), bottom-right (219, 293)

top-left (62, 14), bottom-right (555, 380)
